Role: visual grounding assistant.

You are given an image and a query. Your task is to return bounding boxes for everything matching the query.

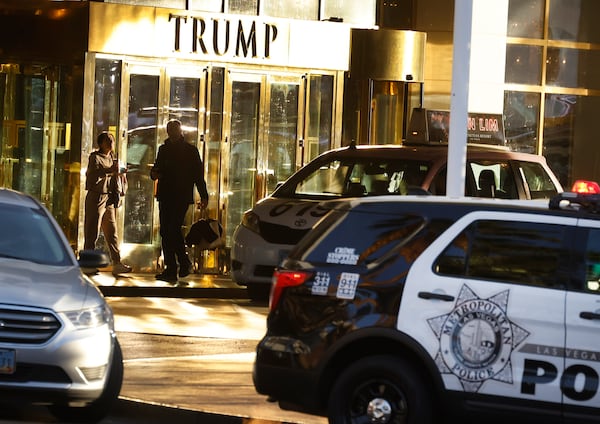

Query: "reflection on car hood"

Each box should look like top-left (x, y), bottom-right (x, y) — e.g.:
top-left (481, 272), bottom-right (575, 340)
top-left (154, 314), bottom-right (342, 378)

top-left (0, 259), bottom-right (96, 311)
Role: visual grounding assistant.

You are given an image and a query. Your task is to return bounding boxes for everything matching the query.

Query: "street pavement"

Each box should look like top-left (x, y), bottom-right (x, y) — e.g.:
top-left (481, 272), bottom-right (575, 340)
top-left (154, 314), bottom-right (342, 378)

top-left (91, 271), bottom-right (327, 424)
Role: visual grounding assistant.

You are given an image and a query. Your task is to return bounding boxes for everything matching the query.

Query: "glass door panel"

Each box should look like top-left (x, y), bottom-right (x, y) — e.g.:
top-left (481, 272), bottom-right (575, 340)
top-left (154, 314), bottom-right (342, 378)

top-left (167, 74), bottom-right (202, 244)
top-left (168, 77), bottom-right (200, 142)
top-left (123, 73), bottom-right (159, 244)
top-left (201, 67), bottom-right (225, 272)
top-left (5, 75), bottom-right (45, 198)
top-left (265, 81), bottom-right (300, 194)
top-left (370, 80), bottom-right (404, 145)
top-left (305, 74), bottom-right (334, 162)
top-left (225, 77), bottom-right (261, 245)
top-left (207, 67), bottom-right (224, 217)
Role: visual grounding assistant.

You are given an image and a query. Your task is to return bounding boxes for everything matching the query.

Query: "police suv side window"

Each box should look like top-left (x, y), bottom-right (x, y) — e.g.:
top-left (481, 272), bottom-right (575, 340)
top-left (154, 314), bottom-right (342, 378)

top-left (303, 213), bottom-right (426, 265)
top-left (436, 220), bottom-right (566, 289)
top-left (583, 228), bottom-right (600, 293)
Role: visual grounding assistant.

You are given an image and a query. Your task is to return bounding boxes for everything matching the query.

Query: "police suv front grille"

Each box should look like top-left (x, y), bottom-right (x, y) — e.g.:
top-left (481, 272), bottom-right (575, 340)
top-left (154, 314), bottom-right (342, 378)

top-left (0, 308), bottom-right (62, 344)
top-left (259, 222), bottom-right (310, 245)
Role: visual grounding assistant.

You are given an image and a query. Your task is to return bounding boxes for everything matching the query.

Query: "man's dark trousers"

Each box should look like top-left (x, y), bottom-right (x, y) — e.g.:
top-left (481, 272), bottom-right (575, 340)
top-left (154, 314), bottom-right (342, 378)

top-left (158, 200), bottom-right (191, 272)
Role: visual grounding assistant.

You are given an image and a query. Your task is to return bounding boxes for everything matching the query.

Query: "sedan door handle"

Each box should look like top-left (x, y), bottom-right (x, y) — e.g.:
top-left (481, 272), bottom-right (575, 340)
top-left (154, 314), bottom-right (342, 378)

top-left (418, 291), bottom-right (455, 302)
top-left (580, 311), bottom-right (600, 320)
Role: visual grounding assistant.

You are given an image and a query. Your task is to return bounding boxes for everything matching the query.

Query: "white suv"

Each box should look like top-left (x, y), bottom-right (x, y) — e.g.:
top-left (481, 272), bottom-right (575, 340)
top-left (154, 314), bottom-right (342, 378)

top-left (254, 191), bottom-right (600, 423)
top-left (0, 188), bottom-right (123, 423)
top-left (232, 143), bottom-right (563, 298)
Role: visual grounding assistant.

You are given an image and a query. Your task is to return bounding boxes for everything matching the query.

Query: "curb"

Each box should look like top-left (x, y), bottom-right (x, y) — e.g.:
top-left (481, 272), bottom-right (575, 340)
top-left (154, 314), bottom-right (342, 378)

top-left (99, 286), bottom-right (249, 299)
top-left (113, 398), bottom-right (245, 423)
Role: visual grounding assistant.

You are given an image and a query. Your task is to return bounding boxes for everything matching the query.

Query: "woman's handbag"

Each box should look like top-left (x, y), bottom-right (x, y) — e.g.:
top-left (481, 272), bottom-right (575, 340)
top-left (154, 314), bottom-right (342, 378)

top-left (108, 172), bottom-right (128, 208)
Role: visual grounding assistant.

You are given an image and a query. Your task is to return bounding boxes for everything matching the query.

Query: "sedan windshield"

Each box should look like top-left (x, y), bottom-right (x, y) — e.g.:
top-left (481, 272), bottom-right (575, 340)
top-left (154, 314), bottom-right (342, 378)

top-left (0, 204), bottom-right (71, 266)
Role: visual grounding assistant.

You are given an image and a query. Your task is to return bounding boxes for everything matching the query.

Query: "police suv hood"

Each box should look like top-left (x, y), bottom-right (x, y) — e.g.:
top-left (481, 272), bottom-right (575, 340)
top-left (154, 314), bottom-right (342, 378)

top-left (253, 196), bottom-right (328, 229)
top-left (0, 259), bottom-right (102, 311)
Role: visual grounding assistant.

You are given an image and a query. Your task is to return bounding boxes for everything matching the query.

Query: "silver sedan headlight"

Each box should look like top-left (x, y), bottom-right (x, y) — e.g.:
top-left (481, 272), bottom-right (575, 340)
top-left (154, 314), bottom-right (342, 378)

top-left (241, 210), bottom-right (260, 234)
top-left (64, 304), bottom-right (114, 330)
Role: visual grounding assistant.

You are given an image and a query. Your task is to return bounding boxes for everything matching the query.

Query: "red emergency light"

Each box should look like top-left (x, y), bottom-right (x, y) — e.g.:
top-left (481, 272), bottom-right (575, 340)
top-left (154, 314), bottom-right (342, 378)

top-left (571, 180), bottom-right (600, 194)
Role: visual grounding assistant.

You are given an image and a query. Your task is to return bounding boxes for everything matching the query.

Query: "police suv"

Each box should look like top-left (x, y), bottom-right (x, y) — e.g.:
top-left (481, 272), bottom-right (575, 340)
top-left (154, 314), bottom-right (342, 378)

top-left (232, 143), bottom-right (562, 298)
top-left (253, 191), bottom-right (600, 424)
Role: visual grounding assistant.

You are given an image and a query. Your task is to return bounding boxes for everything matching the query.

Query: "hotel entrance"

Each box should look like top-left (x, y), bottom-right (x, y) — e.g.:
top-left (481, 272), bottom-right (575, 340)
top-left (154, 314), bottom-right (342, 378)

top-left (0, 2), bottom-right (369, 277)
top-left (89, 59), bottom-right (210, 271)
top-left (222, 71), bottom-right (336, 256)
top-left (224, 72), bottom-right (307, 247)
top-left (89, 56), bottom-right (338, 273)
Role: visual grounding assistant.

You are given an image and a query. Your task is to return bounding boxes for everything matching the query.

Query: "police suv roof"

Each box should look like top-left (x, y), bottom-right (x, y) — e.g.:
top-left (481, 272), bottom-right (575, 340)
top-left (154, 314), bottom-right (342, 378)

top-left (332, 192), bottom-right (600, 219)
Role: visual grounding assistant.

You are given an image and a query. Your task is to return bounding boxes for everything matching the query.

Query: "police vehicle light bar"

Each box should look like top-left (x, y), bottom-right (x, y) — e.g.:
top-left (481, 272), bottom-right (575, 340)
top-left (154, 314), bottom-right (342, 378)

top-left (549, 189), bottom-right (600, 213)
top-left (571, 180), bottom-right (600, 194)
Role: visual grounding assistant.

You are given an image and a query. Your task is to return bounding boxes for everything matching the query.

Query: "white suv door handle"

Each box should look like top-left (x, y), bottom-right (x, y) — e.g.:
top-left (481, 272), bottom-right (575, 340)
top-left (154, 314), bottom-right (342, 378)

top-left (417, 291), bottom-right (454, 302)
top-left (580, 311), bottom-right (600, 320)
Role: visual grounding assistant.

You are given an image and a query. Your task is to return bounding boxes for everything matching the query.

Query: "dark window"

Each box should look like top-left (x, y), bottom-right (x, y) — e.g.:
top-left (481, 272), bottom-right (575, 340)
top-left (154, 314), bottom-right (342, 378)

top-left (503, 91), bottom-right (540, 154)
top-left (436, 220), bottom-right (566, 289)
top-left (548, 0), bottom-right (600, 44)
top-left (507, 0), bottom-right (544, 39)
top-left (427, 161), bottom-right (524, 199)
top-left (583, 228), bottom-right (600, 294)
top-left (304, 213), bottom-right (426, 266)
top-left (546, 47), bottom-right (600, 90)
top-left (295, 203), bottom-right (457, 279)
top-left (468, 161), bottom-right (519, 199)
top-left (505, 44), bottom-right (542, 85)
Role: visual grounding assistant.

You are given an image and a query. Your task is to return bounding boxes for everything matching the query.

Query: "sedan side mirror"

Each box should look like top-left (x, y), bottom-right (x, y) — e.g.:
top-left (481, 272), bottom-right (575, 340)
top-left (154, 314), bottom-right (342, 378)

top-left (78, 249), bottom-right (110, 268)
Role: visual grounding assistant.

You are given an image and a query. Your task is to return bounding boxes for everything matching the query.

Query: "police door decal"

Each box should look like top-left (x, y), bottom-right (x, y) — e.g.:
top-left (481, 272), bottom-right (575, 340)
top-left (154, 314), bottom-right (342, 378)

top-left (427, 284), bottom-right (530, 392)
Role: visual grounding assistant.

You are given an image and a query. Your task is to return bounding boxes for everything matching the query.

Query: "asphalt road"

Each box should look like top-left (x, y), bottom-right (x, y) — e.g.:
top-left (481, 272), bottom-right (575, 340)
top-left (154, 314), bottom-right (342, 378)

top-left (0, 293), bottom-right (326, 424)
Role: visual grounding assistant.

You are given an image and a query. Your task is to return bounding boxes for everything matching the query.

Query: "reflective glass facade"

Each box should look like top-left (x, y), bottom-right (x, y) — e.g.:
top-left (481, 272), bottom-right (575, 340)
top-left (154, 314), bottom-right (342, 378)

top-left (8, 0), bottom-right (599, 274)
top-left (505, 0), bottom-right (600, 187)
top-left (0, 1), bottom-right (373, 273)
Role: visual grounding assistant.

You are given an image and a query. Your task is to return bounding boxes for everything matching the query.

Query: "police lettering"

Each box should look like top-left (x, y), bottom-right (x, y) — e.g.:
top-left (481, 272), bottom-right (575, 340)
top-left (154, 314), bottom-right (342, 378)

top-left (522, 359), bottom-right (599, 401)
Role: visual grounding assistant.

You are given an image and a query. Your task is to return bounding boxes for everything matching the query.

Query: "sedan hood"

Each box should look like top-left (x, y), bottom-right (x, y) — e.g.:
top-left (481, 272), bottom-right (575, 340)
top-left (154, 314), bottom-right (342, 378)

top-left (0, 259), bottom-right (97, 311)
top-left (254, 197), bottom-right (329, 229)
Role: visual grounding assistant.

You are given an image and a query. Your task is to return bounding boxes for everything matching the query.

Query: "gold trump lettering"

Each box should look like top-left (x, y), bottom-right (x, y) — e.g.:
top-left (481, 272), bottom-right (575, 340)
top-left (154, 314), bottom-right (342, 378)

top-left (169, 13), bottom-right (278, 59)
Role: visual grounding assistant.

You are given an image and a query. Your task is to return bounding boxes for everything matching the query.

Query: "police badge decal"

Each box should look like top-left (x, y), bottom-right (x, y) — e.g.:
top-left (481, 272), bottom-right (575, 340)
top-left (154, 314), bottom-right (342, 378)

top-left (427, 284), bottom-right (530, 392)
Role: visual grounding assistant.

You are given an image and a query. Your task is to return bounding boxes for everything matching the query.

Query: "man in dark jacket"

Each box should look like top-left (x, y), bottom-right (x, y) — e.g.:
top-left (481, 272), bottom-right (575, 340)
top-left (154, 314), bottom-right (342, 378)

top-left (150, 119), bottom-right (209, 282)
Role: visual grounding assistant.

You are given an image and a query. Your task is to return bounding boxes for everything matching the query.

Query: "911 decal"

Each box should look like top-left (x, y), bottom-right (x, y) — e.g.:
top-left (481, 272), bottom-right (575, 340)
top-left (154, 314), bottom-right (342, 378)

top-left (427, 284), bottom-right (530, 392)
top-left (337, 272), bottom-right (359, 299)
